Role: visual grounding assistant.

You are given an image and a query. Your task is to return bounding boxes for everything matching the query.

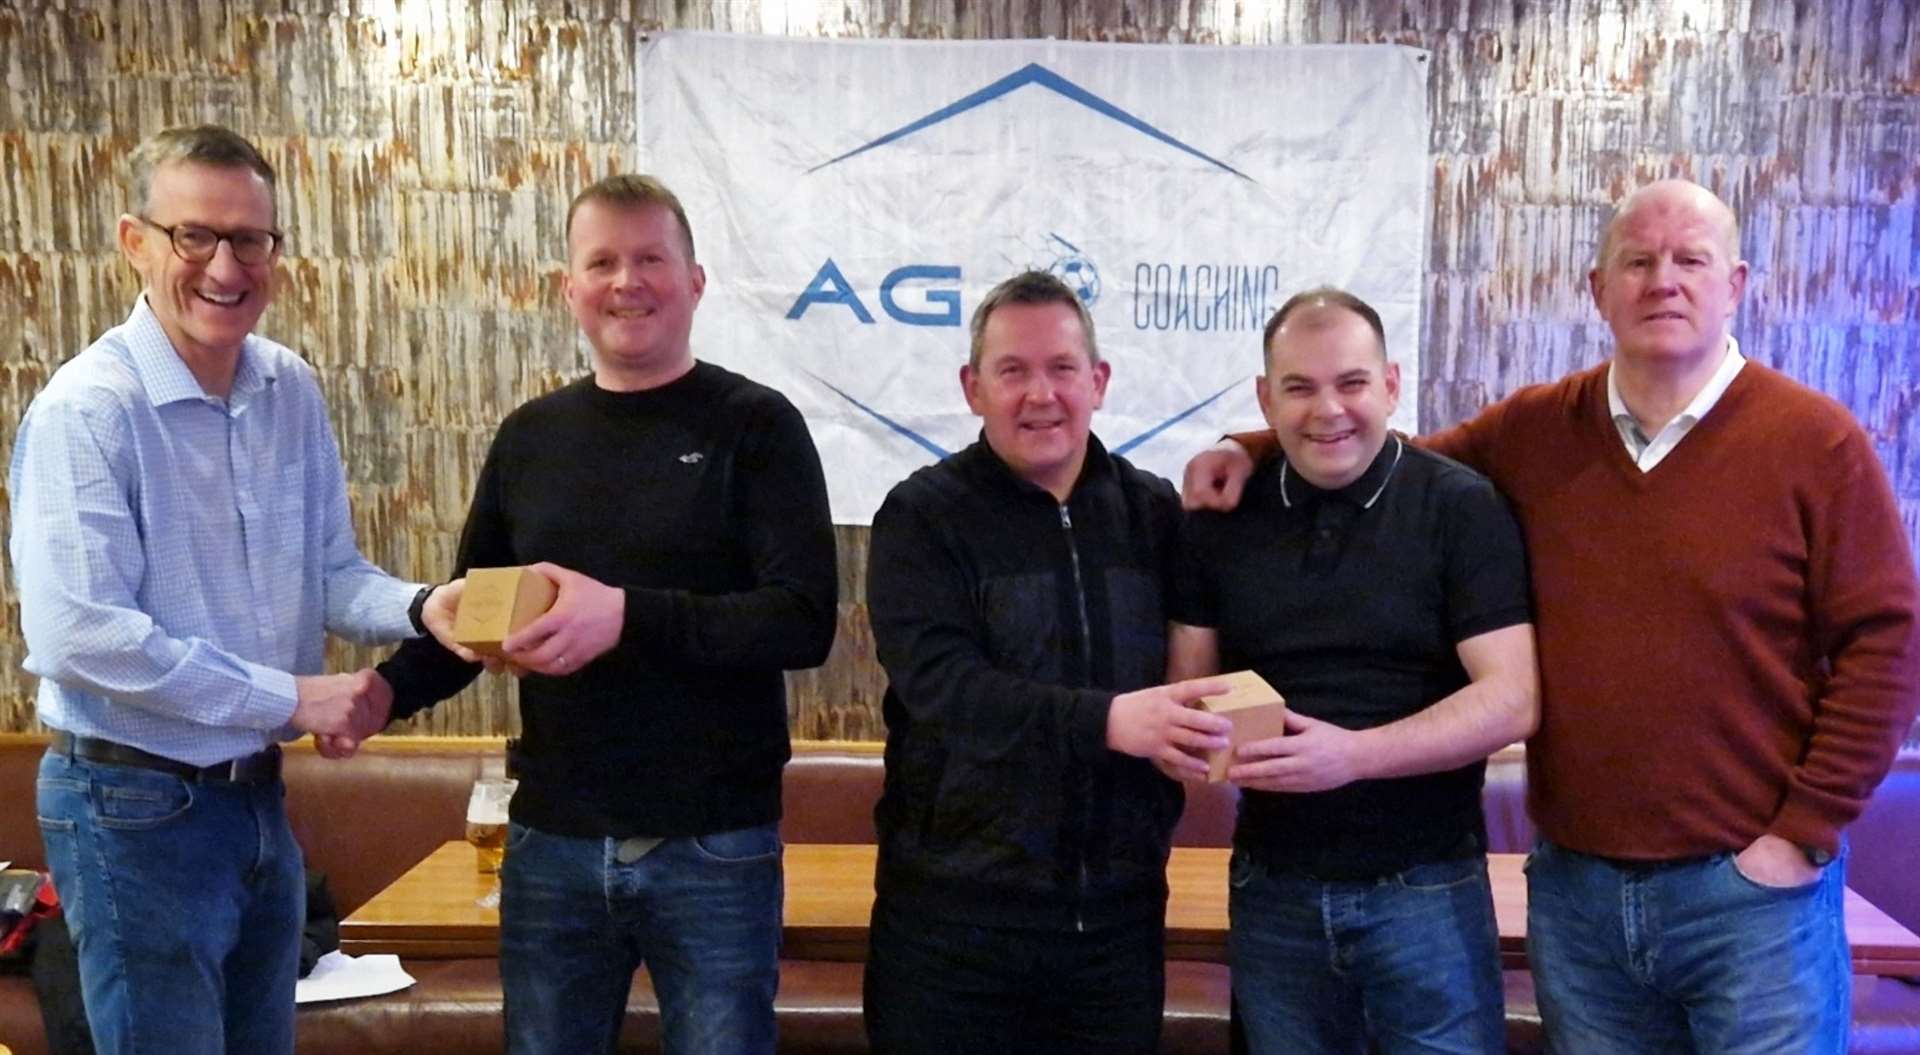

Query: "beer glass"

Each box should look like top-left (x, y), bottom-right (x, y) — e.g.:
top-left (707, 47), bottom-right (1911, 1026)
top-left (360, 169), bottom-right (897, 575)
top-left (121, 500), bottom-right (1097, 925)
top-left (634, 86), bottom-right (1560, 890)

top-left (466, 776), bottom-right (515, 875)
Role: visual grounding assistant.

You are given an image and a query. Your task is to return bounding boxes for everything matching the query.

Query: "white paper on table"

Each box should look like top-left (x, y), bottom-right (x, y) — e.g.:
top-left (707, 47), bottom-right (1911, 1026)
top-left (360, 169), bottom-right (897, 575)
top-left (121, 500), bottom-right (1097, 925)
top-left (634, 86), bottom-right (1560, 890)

top-left (295, 951), bottom-right (416, 1004)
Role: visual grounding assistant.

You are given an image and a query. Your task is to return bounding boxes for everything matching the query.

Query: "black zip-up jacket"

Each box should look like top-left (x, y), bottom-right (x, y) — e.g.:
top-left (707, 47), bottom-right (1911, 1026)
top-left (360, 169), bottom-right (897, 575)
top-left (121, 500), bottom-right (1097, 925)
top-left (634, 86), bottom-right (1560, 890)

top-left (867, 435), bottom-right (1185, 931)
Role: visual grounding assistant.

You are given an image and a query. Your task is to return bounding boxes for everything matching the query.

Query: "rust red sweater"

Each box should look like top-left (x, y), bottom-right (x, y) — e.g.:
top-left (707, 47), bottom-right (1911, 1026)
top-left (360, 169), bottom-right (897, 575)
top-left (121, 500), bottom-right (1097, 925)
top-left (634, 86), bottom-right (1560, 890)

top-left (1424, 363), bottom-right (1918, 859)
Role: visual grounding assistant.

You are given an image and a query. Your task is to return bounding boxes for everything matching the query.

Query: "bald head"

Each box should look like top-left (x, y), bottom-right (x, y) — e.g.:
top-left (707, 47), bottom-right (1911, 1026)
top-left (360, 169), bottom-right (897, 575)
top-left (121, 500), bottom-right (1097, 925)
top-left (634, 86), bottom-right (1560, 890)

top-left (1261, 286), bottom-right (1387, 370)
top-left (1588, 178), bottom-right (1749, 369)
top-left (1596, 180), bottom-right (1740, 271)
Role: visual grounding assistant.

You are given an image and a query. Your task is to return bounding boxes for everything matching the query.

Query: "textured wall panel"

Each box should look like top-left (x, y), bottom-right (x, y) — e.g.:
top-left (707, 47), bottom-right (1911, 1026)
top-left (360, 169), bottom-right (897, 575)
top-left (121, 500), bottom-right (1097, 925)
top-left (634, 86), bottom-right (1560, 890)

top-left (1, 0), bottom-right (1915, 744)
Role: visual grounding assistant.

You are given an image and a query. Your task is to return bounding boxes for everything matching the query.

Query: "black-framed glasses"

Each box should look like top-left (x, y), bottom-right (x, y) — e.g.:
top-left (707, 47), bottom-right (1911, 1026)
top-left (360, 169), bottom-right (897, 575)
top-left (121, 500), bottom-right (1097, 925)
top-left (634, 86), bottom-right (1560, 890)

top-left (135, 216), bottom-right (283, 266)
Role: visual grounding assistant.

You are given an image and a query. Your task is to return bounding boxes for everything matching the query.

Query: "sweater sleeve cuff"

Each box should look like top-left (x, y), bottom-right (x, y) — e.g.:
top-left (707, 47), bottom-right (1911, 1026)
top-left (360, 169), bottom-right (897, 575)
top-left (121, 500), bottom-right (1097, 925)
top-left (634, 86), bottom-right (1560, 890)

top-left (1230, 430), bottom-right (1280, 463)
top-left (374, 656), bottom-right (432, 725)
top-left (1068, 689), bottom-right (1116, 765)
top-left (621, 587), bottom-right (678, 654)
top-left (1766, 796), bottom-right (1844, 859)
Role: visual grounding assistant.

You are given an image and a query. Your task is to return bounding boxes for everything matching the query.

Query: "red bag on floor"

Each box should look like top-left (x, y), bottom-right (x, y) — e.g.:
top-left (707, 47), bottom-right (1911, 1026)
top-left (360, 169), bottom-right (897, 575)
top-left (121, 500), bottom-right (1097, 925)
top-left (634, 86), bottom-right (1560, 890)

top-left (0, 869), bottom-right (58, 958)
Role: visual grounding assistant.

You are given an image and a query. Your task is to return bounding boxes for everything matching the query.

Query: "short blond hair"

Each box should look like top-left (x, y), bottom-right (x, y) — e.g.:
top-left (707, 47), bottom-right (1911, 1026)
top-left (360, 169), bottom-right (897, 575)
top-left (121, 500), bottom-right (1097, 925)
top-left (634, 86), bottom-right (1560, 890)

top-left (565, 174), bottom-right (696, 261)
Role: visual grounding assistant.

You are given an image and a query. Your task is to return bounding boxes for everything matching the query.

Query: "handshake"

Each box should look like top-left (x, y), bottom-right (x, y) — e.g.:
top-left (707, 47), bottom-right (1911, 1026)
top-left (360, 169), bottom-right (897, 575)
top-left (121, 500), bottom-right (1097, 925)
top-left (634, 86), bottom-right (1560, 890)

top-left (290, 576), bottom-right (474, 760)
top-left (291, 669), bottom-right (394, 760)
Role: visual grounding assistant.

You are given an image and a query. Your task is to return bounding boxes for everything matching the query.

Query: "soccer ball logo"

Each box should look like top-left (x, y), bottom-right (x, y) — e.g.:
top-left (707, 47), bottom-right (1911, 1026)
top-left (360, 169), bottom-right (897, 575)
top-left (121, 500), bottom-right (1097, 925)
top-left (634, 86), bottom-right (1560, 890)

top-left (1043, 234), bottom-right (1101, 306)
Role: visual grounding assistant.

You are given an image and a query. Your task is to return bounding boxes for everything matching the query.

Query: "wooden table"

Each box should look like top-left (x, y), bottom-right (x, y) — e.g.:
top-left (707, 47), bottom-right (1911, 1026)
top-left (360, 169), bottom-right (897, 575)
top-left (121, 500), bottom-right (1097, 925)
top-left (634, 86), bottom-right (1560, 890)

top-left (342, 843), bottom-right (1920, 976)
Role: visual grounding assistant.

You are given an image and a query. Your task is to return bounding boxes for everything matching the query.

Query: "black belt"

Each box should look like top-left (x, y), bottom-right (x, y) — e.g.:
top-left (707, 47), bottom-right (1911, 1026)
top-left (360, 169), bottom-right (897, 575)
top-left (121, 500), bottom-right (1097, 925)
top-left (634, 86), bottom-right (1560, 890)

top-left (50, 731), bottom-right (282, 786)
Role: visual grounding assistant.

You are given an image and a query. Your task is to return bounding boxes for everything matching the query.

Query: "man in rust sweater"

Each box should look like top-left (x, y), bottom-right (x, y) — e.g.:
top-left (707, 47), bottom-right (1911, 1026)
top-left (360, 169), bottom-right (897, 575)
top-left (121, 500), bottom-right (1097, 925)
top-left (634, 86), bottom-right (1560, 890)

top-left (1186, 179), bottom-right (1920, 1053)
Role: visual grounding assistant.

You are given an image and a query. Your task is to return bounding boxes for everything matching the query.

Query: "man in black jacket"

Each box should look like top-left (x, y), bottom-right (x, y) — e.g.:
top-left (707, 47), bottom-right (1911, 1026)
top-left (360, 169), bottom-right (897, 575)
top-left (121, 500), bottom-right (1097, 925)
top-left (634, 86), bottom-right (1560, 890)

top-left (373, 175), bottom-right (836, 1055)
top-left (863, 270), bottom-right (1231, 1054)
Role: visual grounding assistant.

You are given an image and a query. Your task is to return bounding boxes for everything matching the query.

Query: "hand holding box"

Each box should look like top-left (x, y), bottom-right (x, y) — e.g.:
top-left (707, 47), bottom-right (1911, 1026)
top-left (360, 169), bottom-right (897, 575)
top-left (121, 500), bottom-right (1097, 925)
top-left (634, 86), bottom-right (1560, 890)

top-left (1197, 670), bottom-right (1289, 783)
top-left (451, 567), bottom-right (559, 658)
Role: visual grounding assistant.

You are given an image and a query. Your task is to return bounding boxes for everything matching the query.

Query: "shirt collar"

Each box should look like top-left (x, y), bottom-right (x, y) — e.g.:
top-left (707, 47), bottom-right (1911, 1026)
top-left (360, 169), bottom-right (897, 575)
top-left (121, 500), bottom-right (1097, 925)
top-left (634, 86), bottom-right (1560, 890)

top-left (124, 295), bottom-right (277, 407)
top-left (968, 430), bottom-right (1117, 503)
top-left (1606, 336), bottom-right (1746, 433)
top-left (1277, 433), bottom-right (1406, 511)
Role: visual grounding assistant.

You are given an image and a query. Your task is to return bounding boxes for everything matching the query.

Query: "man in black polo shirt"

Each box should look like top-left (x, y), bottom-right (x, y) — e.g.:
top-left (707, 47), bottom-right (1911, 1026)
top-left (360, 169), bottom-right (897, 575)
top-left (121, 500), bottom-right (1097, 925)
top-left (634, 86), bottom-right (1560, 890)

top-left (1170, 288), bottom-right (1538, 1054)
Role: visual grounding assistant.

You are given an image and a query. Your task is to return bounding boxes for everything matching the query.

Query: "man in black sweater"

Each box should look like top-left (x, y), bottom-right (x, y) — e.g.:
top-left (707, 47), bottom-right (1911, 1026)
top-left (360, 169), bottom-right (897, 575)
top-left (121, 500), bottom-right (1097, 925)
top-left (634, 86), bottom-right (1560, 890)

top-left (863, 270), bottom-right (1232, 1054)
top-left (374, 175), bottom-right (836, 1055)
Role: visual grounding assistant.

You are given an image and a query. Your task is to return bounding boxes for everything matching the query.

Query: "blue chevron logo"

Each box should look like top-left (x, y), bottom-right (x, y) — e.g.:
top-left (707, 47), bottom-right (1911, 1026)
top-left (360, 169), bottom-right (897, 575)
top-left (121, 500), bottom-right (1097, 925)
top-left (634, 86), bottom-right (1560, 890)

top-left (808, 63), bottom-right (1252, 182)
top-left (805, 370), bottom-right (1245, 462)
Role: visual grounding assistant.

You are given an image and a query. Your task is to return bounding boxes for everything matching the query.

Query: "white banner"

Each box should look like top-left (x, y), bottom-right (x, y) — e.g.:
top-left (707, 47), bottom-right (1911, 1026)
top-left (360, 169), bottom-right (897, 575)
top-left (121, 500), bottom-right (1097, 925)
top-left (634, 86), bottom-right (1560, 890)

top-left (640, 33), bottom-right (1430, 525)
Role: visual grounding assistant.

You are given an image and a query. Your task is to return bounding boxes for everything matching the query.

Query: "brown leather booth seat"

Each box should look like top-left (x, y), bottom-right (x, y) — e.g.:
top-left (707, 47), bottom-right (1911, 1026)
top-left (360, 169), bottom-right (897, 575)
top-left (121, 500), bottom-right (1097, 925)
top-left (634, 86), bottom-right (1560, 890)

top-left (288, 958), bottom-right (1232, 1055)
top-left (3, 735), bottom-right (1917, 1054)
top-left (281, 741), bottom-right (1236, 1055)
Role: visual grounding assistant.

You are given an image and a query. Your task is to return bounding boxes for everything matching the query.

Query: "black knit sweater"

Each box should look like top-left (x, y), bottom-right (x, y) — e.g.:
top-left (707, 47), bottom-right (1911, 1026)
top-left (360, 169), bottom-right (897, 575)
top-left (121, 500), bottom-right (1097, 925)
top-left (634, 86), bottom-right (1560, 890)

top-left (378, 363), bottom-right (837, 838)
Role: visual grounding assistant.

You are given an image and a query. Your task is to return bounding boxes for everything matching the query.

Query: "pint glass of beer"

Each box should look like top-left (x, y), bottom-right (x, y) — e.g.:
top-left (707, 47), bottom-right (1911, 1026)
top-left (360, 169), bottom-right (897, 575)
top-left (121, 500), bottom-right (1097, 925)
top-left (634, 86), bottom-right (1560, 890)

top-left (466, 777), bottom-right (515, 874)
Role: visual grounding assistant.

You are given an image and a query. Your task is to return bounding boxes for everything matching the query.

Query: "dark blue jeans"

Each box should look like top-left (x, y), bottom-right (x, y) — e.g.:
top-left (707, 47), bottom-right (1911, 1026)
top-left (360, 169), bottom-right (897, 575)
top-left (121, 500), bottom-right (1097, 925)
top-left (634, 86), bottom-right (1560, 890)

top-left (863, 897), bottom-right (1167, 1054)
top-left (34, 747), bottom-right (305, 1055)
top-left (1525, 839), bottom-right (1850, 1054)
top-left (499, 820), bottom-right (783, 1055)
top-left (1228, 852), bottom-right (1505, 1055)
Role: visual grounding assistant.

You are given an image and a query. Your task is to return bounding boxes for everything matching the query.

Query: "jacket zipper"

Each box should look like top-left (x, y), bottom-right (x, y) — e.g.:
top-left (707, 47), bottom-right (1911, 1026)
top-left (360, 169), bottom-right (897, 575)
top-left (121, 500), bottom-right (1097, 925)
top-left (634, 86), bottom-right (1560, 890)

top-left (1060, 502), bottom-right (1093, 933)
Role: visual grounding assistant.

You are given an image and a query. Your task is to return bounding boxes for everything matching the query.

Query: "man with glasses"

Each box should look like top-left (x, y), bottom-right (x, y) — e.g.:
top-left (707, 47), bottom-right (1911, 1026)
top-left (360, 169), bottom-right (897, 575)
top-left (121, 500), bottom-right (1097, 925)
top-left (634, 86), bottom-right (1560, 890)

top-left (10, 124), bottom-right (462, 1054)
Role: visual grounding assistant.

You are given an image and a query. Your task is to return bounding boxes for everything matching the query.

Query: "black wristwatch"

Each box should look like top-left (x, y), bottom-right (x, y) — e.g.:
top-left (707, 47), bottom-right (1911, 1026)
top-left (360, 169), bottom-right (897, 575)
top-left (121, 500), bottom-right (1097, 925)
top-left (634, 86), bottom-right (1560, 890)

top-left (1800, 843), bottom-right (1834, 867)
top-left (408, 584), bottom-right (437, 634)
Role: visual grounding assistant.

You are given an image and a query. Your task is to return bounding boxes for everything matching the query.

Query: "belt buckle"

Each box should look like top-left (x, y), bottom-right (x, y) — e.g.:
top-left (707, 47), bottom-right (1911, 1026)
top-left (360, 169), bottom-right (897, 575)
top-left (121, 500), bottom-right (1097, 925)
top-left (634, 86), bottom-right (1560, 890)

top-left (222, 747), bottom-right (279, 785)
top-left (615, 836), bottom-right (663, 864)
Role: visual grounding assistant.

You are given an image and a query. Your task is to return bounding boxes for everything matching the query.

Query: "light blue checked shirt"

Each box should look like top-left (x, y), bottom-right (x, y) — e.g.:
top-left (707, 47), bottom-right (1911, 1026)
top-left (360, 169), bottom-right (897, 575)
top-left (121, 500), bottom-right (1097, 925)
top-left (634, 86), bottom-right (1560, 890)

top-left (9, 298), bottom-right (423, 766)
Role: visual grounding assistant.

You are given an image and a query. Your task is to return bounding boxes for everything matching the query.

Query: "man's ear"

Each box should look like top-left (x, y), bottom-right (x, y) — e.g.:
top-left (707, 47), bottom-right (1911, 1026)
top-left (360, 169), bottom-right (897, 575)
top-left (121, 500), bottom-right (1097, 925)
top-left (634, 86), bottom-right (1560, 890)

top-left (1726, 259), bottom-right (1749, 316)
top-left (117, 214), bottom-right (153, 277)
top-left (1089, 358), bottom-right (1111, 410)
top-left (1255, 374), bottom-right (1280, 432)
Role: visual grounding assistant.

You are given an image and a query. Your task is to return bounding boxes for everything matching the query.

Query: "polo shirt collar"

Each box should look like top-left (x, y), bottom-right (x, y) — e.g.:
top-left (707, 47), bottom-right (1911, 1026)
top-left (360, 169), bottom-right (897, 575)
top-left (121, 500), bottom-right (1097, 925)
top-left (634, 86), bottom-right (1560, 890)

top-left (1277, 432), bottom-right (1406, 511)
top-left (124, 295), bottom-right (277, 407)
top-left (1605, 336), bottom-right (1746, 435)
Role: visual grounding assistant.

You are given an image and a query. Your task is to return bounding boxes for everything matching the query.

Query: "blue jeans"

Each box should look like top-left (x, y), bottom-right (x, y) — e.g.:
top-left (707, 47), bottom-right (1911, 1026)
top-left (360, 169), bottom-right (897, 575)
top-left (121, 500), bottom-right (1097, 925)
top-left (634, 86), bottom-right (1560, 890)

top-left (499, 820), bottom-right (783, 1055)
top-left (1525, 838), bottom-right (1850, 1054)
top-left (863, 897), bottom-right (1166, 1054)
top-left (1228, 852), bottom-right (1505, 1055)
top-left (33, 747), bottom-right (304, 1055)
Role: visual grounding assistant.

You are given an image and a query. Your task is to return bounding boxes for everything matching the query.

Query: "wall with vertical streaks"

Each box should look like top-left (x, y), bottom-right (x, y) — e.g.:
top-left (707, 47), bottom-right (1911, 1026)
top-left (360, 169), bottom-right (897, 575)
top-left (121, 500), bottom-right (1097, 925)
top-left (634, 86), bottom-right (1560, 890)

top-left (1, 0), bottom-right (1915, 742)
